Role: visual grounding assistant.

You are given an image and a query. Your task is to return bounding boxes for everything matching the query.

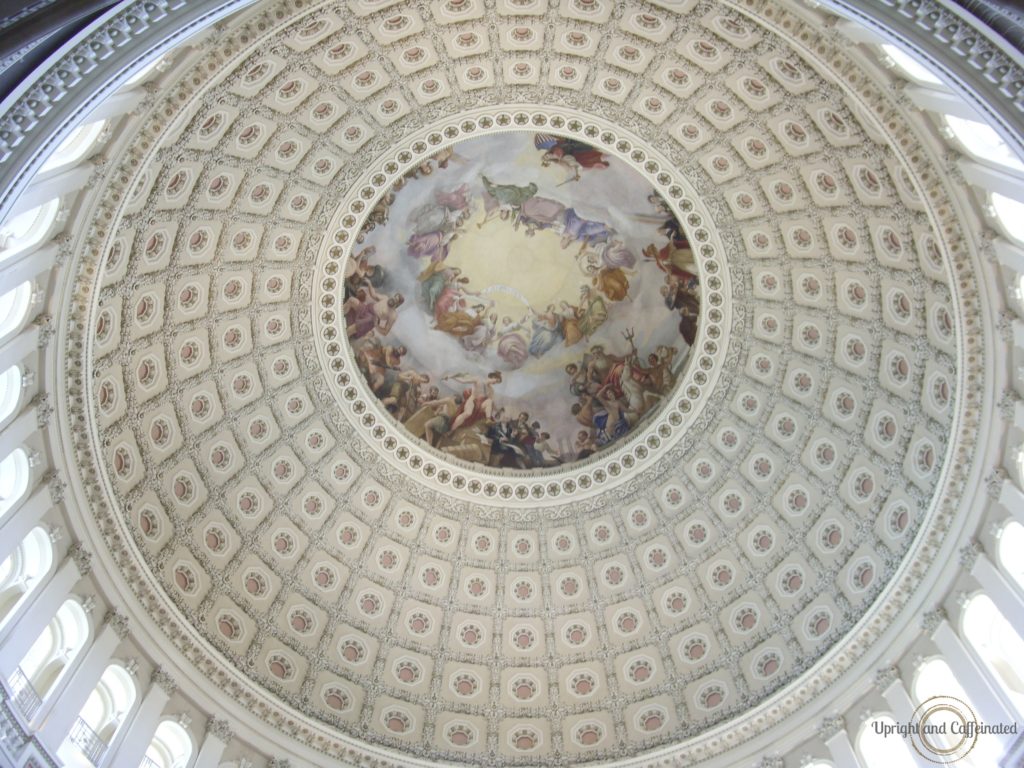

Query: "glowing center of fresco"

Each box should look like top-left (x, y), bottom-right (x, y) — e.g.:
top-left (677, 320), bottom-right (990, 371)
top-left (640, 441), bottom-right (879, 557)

top-left (344, 132), bottom-right (700, 470)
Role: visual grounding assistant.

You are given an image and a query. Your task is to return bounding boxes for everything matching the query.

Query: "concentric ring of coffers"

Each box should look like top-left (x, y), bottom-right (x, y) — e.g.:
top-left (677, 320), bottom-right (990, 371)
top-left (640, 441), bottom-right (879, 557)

top-left (70, 0), bottom-right (972, 765)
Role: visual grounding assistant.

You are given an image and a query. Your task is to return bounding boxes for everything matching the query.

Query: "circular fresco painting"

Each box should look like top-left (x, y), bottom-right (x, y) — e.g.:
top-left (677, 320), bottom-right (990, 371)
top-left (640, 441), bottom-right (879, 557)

top-left (345, 132), bottom-right (700, 469)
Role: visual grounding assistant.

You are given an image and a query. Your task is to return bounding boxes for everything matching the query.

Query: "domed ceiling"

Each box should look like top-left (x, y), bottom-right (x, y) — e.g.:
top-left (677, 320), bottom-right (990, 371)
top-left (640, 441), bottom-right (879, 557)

top-left (58, 0), bottom-right (982, 764)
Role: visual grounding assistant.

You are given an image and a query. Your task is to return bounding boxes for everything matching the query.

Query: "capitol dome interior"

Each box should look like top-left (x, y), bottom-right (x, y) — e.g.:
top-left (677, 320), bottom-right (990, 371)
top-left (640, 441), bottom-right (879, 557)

top-left (0, 0), bottom-right (1023, 767)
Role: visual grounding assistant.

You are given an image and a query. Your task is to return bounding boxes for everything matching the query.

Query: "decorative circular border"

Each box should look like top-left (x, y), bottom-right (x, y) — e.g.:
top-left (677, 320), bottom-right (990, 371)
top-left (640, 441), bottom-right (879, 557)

top-left (43, 0), bottom-right (995, 766)
top-left (313, 107), bottom-right (731, 506)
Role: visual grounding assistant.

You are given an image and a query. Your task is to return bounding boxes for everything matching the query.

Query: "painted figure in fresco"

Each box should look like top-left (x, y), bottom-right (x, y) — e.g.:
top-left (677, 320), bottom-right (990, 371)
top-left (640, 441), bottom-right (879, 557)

top-left (613, 348), bottom-right (664, 421)
top-left (574, 429), bottom-right (598, 460)
top-left (477, 177), bottom-right (538, 229)
top-left (486, 412), bottom-right (531, 469)
top-left (563, 328), bottom-right (681, 454)
top-left (528, 305), bottom-right (564, 357)
top-left (344, 247), bottom-right (385, 298)
top-left (445, 371), bottom-right (503, 433)
top-left (417, 263), bottom-right (462, 313)
top-left (600, 239), bottom-right (637, 270)
top-left (355, 338), bottom-right (407, 396)
top-left (477, 190), bottom-right (516, 229)
top-left (533, 431), bottom-right (561, 466)
top-left (344, 288), bottom-right (376, 340)
top-left (661, 273), bottom-right (700, 346)
top-left (523, 419), bottom-right (547, 467)
top-left (558, 300), bottom-right (585, 347)
top-left (407, 227), bottom-right (459, 262)
top-left (647, 192), bottom-right (688, 243)
top-left (435, 289), bottom-right (493, 338)
top-left (406, 199), bottom-right (469, 261)
top-left (576, 285), bottom-right (609, 339)
top-left (424, 394), bottom-right (463, 446)
top-left (582, 344), bottom-right (626, 400)
top-left (645, 346), bottom-right (679, 394)
top-left (404, 392), bottom-right (464, 446)
top-left (571, 391), bottom-right (629, 447)
top-left (517, 196), bottom-right (567, 236)
top-left (378, 369), bottom-right (430, 422)
top-left (411, 201), bottom-right (454, 236)
top-left (535, 134), bottom-right (610, 182)
top-left (435, 183), bottom-right (471, 212)
top-left (561, 208), bottom-right (613, 255)
top-left (433, 275), bottom-right (476, 320)
top-left (496, 316), bottom-right (529, 368)
top-left (363, 190), bottom-right (395, 234)
top-left (593, 393), bottom-right (631, 445)
top-left (481, 176), bottom-right (538, 209)
top-left (642, 239), bottom-right (696, 281)
top-left (564, 362), bottom-right (589, 397)
top-left (592, 267), bottom-right (629, 302)
top-left (343, 287), bottom-right (404, 340)
top-left (460, 311), bottom-right (498, 354)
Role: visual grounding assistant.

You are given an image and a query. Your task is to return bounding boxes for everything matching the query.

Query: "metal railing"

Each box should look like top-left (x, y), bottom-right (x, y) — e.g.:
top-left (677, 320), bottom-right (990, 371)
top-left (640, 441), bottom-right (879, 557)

top-left (67, 715), bottom-right (106, 765)
top-left (7, 667), bottom-right (41, 721)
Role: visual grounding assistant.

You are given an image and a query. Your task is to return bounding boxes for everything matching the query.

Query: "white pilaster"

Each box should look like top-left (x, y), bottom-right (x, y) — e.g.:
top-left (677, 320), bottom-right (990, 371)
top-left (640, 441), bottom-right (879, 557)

top-left (970, 551), bottom-right (1024, 639)
top-left (0, 405), bottom-right (38, 463)
top-left (0, 241), bottom-right (58, 289)
top-left (879, 675), bottom-right (933, 768)
top-left (998, 479), bottom-right (1024, 526)
top-left (104, 670), bottom-right (173, 768)
top-left (995, 238), bottom-right (1024, 278)
top-left (0, 481), bottom-right (52, 564)
top-left (960, 159), bottom-right (1024, 203)
top-left (34, 612), bottom-right (126, 749)
top-left (8, 163), bottom-right (94, 217)
top-left (0, 325), bottom-right (40, 380)
top-left (820, 716), bottom-right (864, 768)
top-left (930, 619), bottom-right (1018, 738)
top-left (83, 87), bottom-right (146, 122)
top-left (0, 548), bottom-right (86, 677)
top-left (193, 720), bottom-right (232, 768)
top-left (904, 85), bottom-right (980, 120)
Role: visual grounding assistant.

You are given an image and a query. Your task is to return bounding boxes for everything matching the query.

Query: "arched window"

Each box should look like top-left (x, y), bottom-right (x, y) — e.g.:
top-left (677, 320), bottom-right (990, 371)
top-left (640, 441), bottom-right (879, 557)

top-left (0, 365), bottom-right (24, 425)
top-left (58, 663), bottom-right (137, 766)
top-left (880, 43), bottom-right (944, 86)
top-left (0, 448), bottom-right (31, 519)
top-left (857, 715), bottom-right (917, 768)
top-left (143, 720), bottom-right (193, 768)
top-left (13, 597), bottom-right (89, 712)
top-left (961, 594), bottom-right (1024, 714)
top-left (912, 657), bottom-right (1003, 766)
top-left (39, 121), bottom-right (107, 175)
top-left (0, 526), bottom-right (53, 626)
top-left (991, 193), bottom-right (1024, 245)
top-left (998, 521), bottom-right (1024, 591)
top-left (944, 115), bottom-right (1024, 172)
top-left (0, 198), bottom-right (60, 263)
top-left (0, 281), bottom-right (34, 342)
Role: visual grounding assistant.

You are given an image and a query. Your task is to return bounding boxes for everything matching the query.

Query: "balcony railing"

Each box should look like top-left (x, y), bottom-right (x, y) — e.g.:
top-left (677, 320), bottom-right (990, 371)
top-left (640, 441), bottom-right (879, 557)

top-left (67, 715), bottom-right (107, 765)
top-left (139, 756), bottom-right (161, 768)
top-left (7, 667), bottom-right (41, 721)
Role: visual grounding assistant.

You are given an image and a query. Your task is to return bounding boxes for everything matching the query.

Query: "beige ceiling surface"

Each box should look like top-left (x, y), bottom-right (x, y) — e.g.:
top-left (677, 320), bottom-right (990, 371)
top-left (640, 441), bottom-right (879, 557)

top-left (57, 0), bottom-right (979, 764)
